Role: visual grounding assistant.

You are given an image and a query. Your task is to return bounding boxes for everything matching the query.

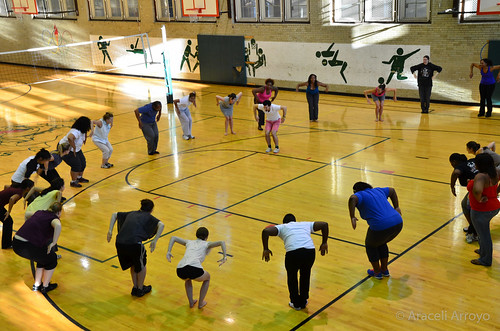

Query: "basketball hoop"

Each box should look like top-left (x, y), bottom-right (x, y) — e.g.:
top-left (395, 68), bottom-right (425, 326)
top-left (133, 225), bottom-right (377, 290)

top-left (11, 0), bottom-right (38, 14)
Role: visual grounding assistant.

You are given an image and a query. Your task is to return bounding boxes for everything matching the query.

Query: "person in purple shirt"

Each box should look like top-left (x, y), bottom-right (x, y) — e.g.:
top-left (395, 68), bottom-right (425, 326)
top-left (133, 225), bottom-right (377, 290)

top-left (0, 179), bottom-right (34, 249)
top-left (134, 101), bottom-right (162, 155)
top-left (348, 182), bottom-right (403, 280)
top-left (12, 202), bottom-right (62, 293)
top-left (470, 58), bottom-right (500, 117)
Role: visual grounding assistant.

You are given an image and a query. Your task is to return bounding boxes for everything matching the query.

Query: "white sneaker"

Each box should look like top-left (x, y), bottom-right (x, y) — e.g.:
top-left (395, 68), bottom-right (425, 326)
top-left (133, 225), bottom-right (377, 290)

top-left (183, 135), bottom-right (190, 140)
top-left (273, 147), bottom-right (280, 153)
top-left (289, 302), bottom-right (302, 311)
top-left (465, 233), bottom-right (474, 243)
top-left (265, 147), bottom-right (272, 153)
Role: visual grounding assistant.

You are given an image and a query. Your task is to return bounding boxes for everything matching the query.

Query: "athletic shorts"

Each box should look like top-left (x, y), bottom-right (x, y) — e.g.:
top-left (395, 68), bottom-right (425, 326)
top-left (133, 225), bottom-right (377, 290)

top-left (371, 94), bottom-right (385, 102)
top-left (265, 119), bottom-right (281, 132)
top-left (176, 265), bottom-right (204, 280)
top-left (116, 242), bottom-right (147, 272)
top-left (62, 150), bottom-right (86, 172)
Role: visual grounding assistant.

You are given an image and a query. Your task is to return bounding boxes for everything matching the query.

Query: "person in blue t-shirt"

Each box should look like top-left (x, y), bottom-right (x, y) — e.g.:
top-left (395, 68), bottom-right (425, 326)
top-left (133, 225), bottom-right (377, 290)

top-left (348, 182), bottom-right (403, 280)
top-left (134, 101), bottom-right (162, 155)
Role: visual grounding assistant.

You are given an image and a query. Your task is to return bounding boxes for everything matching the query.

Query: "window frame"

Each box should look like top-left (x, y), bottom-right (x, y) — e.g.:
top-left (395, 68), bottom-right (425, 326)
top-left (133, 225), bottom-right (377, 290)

top-left (88, 0), bottom-right (139, 20)
top-left (0, 0), bottom-right (14, 17)
top-left (33, 0), bottom-right (78, 19)
top-left (333, 0), bottom-right (431, 23)
top-left (397, 0), bottom-right (430, 22)
top-left (234, 0), bottom-right (309, 22)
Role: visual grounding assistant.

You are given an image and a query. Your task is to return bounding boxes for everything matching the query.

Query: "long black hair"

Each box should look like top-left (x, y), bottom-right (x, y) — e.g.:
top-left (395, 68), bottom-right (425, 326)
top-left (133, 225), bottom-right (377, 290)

top-left (466, 141), bottom-right (481, 153)
top-left (308, 74), bottom-right (318, 88)
top-left (72, 116), bottom-right (92, 133)
top-left (475, 153), bottom-right (497, 180)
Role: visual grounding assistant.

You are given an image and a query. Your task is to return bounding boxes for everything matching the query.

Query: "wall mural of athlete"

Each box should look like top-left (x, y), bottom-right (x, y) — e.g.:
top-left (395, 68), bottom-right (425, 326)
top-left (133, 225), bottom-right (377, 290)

top-left (382, 47), bottom-right (420, 84)
top-left (315, 42), bottom-right (348, 84)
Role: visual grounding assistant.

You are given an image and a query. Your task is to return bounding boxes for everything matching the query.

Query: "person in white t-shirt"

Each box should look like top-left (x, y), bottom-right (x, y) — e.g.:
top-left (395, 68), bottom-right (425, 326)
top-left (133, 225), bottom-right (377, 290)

top-left (262, 213), bottom-right (328, 310)
top-left (166, 227), bottom-right (227, 309)
top-left (173, 92), bottom-right (197, 140)
top-left (252, 100), bottom-right (287, 153)
top-left (91, 112), bottom-right (114, 168)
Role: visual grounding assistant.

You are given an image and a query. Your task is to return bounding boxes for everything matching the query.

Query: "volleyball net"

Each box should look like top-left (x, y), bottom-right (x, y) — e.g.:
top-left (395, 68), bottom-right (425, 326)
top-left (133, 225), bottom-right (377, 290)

top-left (0, 33), bottom-right (153, 89)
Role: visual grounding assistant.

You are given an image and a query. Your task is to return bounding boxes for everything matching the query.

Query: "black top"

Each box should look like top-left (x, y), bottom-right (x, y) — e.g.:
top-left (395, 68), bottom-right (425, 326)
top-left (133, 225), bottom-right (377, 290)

top-left (115, 211), bottom-right (160, 244)
top-left (455, 158), bottom-right (478, 187)
top-left (410, 62), bottom-right (443, 87)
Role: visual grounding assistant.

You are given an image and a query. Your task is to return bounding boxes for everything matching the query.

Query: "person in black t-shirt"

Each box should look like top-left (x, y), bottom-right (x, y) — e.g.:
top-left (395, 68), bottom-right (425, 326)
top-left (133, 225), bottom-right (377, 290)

top-left (107, 199), bottom-right (164, 297)
top-left (410, 55), bottom-right (442, 114)
top-left (449, 153), bottom-right (479, 243)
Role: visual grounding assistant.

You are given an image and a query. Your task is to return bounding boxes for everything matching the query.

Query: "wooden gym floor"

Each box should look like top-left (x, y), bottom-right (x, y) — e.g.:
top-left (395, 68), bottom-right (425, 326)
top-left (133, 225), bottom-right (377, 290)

top-left (0, 72), bottom-right (499, 330)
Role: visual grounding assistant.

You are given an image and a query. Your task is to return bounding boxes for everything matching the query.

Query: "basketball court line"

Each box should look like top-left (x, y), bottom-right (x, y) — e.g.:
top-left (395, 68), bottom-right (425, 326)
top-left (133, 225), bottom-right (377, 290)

top-left (291, 213), bottom-right (461, 330)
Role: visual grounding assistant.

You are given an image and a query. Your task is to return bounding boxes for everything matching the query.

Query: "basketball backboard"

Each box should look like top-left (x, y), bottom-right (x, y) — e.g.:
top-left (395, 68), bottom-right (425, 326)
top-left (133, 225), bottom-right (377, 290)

top-left (477, 0), bottom-right (500, 15)
top-left (182, 0), bottom-right (219, 17)
top-left (12, 0), bottom-right (38, 14)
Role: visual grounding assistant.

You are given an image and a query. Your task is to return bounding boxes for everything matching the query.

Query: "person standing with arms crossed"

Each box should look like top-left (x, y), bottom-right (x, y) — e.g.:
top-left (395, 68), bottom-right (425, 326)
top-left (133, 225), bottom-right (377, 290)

top-left (134, 101), bottom-right (162, 155)
top-left (410, 55), bottom-right (442, 114)
top-left (261, 213), bottom-right (328, 310)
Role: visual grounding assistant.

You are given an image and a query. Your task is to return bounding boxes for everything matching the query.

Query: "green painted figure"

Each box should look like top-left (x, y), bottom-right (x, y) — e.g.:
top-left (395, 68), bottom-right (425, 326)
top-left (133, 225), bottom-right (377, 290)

top-left (126, 38), bottom-right (145, 55)
top-left (382, 48), bottom-right (420, 84)
top-left (180, 40), bottom-right (194, 72)
top-left (315, 43), bottom-right (348, 84)
top-left (97, 36), bottom-right (113, 65)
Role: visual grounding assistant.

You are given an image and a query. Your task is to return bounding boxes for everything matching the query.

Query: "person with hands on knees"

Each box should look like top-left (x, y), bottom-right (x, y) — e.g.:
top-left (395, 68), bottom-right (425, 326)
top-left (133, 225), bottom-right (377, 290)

top-left (12, 202), bottom-right (62, 293)
top-left (348, 182), bottom-right (403, 280)
top-left (173, 92), bottom-right (197, 140)
top-left (134, 101), bottom-right (162, 155)
top-left (252, 100), bottom-right (287, 154)
top-left (166, 227), bottom-right (227, 309)
top-left (261, 213), bottom-right (328, 311)
top-left (107, 199), bottom-right (164, 297)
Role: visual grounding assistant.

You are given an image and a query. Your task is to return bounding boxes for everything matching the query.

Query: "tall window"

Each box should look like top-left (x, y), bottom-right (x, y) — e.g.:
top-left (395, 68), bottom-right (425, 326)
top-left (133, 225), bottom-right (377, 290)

top-left (334, 0), bottom-right (429, 22)
top-left (34, 0), bottom-right (78, 18)
top-left (0, 0), bottom-right (14, 17)
top-left (235, 0), bottom-right (309, 22)
top-left (155, 0), bottom-right (217, 21)
top-left (89, 0), bottom-right (139, 20)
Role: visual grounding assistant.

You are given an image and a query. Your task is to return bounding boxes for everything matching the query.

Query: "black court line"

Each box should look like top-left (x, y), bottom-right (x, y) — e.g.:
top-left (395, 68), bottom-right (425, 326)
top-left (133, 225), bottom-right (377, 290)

top-left (290, 214), bottom-right (461, 330)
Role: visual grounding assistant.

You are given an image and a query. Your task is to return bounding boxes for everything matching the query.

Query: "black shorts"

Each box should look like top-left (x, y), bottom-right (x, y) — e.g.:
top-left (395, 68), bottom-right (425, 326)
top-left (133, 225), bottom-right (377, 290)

top-left (177, 265), bottom-right (204, 280)
top-left (116, 242), bottom-right (146, 272)
top-left (62, 150), bottom-right (86, 172)
top-left (12, 238), bottom-right (58, 270)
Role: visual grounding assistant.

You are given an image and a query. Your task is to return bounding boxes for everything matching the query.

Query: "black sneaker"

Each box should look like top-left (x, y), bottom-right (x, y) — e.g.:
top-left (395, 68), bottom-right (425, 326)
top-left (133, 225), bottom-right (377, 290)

top-left (78, 177), bottom-right (89, 183)
top-left (40, 283), bottom-right (58, 293)
top-left (135, 285), bottom-right (152, 297)
top-left (32, 284), bottom-right (41, 291)
top-left (131, 287), bottom-right (139, 296)
top-left (106, 163), bottom-right (114, 167)
top-left (70, 181), bottom-right (82, 188)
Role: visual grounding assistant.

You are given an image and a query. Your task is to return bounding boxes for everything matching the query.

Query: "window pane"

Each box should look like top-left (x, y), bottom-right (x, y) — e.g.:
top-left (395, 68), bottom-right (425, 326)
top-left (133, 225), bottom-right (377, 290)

top-left (0, 0), bottom-right (11, 16)
top-left (263, 0), bottom-right (281, 18)
top-left (365, 0), bottom-right (393, 21)
top-left (126, 0), bottom-right (139, 17)
top-left (334, 0), bottom-right (361, 22)
top-left (289, 0), bottom-right (307, 18)
top-left (400, 0), bottom-right (427, 19)
top-left (240, 0), bottom-right (256, 18)
top-left (65, 0), bottom-right (77, 16)
top-left (109, 0), bottom-right (122, 17)
top-left (93, 0), bottom-right (106, 17)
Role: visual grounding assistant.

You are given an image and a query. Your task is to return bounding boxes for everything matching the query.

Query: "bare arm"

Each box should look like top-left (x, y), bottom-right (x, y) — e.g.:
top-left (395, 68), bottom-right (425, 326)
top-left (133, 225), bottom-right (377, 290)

top-left (317, 81), bottom-right (329, 92)
top-left (364, 89), bottom-right (374, 104)
top-left (348, 194), bottom-right (359, 229)
top-left (470, 63), bottom-right (481, 78)
top-left (386, 88), bottom-right (397, 101)
top-left (107, 213), bottom-right (117, 242)
top-left (47, 218), bottom-right (62, 254)
top-left (252, 87), bottom-right (264, 98)
top-left (215, 95), bottom-right (225, 105)
top-left (261, 226), bottom-right (278, 262)
top-left (271, 87), bottom-right (278, 101)
top-left (296, 81), bottom-right (308, 92)
top-left (67, 133), bottom-right (77, 156)
top-left (149, 221), bottom-right (164, 253)
top-left (235, 92), bottom-right (243, 105)
top-left (134, 109), bottom-right (143, 129)
top-left (486, 142), bottom-right (496, 152)
top-left (313, 221), bottom-right (329, 255)
top-left (166, 236), bottom-right (187, 262)
top-left (208, 240), bottom-right (227, 265)
top-left (472, 174), bottom-right (488, 203)
top-left (388, 187), bottom-right (401, 214)
top-left (93, 119), bottom-right (103, 128)
top-left (253, 104), bottom-right (260, 122)
top-left (450, 169), bottom-right (461, 197)
top-left (5, 194), bottom-right (21, 221)
top-left (280, 106), bottom-right (287, 124)
top-left (156, 107), bottom-right (161, 122)
top-left (173, 99), bottom-right (180, 115)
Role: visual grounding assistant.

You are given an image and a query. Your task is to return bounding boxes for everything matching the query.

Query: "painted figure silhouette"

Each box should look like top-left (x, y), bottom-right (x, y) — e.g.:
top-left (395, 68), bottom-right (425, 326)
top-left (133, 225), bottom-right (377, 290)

top-left (97, 36), bottom-right (113, 65)
top-left (315, 43), bottom-right (348, 84)
top-left (382, 48), bottom-right (420, 84)
top-left (180, 40), bottom-right (194, 72)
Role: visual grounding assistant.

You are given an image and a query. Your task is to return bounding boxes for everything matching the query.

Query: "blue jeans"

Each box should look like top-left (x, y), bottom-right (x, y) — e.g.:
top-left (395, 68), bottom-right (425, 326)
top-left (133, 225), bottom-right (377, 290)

top-left (471, 208), bottom-right (499, 265)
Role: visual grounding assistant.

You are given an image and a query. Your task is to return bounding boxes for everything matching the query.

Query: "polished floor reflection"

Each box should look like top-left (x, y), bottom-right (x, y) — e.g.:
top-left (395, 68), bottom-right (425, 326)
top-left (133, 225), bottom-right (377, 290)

top-left (0, 73), bottom-right (499, 330)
